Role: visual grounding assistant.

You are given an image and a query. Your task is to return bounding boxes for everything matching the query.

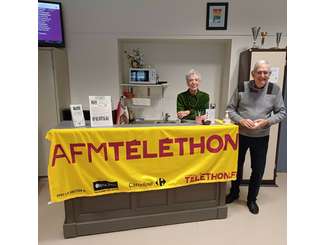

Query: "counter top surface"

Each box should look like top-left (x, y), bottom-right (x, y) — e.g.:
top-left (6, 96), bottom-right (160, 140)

top-left (56, 120), bottom-right (227, 129)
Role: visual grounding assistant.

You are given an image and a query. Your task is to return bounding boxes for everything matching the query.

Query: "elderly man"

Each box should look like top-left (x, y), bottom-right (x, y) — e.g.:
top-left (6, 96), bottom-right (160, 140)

top-left (226, 60), bottom-right (286, 214)
top-left (177, 69), bottom-right (210, 120)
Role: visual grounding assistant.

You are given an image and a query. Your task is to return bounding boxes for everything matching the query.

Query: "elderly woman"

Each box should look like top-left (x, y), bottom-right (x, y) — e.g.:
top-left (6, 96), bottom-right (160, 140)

top-left (176, 69), bottom-right (210, 120)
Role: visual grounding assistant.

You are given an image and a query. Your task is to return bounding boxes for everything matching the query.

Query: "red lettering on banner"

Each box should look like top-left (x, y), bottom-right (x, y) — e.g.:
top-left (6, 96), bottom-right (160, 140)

top-left (51, 144), bottom-right (71, 167)
top-left (184, 171), bottom-right (237, 183)
top-left (143, 140), bottom-right (158, 158)
top-left (126, 140), bottom-right (141, 160)
top-left (87, 143), bottom-right (108, 162)
top-left (206, 135), bottom-right (224, 153)
top-left (200, 174), bottom-right (205, 181)
top-left (159, 138), bottom-right (173, 157)
top-left (189, 136), bottom-right (205, 154)
top-left (174, 137), bottom-right (188, 155)
top-left (70, 143), bottom-right (86, 163)
top-left (49, 132), bottom-right (238, 165)
top-left (224, 133), bottom-right (238, 150)
top-left (109, 141), bottom-right (124, 161)
top-left (205, 173), bottom-right (211, 179)
top-left (211, 173), bottom-right (217, 180)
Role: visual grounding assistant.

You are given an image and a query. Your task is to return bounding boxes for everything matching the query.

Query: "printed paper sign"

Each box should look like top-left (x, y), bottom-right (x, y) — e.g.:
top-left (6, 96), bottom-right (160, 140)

top-left (269, 67), bottom-right (280, 83)
top-left (70, 104), bottom-right (85, 127)
top-left (89, 96), bottom-right (113, 127)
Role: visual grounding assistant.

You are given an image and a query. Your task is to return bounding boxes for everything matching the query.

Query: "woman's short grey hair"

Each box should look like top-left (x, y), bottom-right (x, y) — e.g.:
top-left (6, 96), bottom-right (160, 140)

top-left (185, 69), bottom-right (201, 82)
top-left (253, 60), bottom-right (271, 72)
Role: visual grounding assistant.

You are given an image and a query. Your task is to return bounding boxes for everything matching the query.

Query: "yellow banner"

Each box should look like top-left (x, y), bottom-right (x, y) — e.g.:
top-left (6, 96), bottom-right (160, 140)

top-left (46, 125), bottom-right (238, 202)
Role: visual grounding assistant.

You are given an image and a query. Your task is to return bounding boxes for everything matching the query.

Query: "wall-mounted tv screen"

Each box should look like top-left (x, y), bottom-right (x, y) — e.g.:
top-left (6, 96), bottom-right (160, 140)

top-left (38, 1), bottom-right (65, 47)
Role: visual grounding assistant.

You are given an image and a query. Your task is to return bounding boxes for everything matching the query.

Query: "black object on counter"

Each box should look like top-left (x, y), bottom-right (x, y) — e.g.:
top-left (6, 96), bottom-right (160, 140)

top-left (202, 120), bottom-right (211, 125)
top-left (62, 108), bottom-right (117, 124)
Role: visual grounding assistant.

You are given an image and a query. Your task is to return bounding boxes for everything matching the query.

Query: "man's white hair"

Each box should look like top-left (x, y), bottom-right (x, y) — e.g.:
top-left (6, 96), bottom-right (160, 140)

top-left (185, 69), bottom-right (201, 82)
top-left (252, 60), bottom-right (271, 73)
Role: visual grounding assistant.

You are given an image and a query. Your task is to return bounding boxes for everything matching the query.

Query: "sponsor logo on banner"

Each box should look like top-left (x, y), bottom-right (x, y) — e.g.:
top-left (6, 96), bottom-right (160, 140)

top-left (156, 177), bottom-right (166, 186)
top-left (129, 177), bottom-right (166, 189)
top-left (129, 181), bottom-right (154, 188)
top-left (93, 180), bottom-right (118, 191)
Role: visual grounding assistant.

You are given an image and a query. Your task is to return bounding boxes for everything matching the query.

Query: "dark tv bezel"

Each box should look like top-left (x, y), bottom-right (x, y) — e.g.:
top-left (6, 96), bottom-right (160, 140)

top-left (38, 1), bottom-right (65, 48)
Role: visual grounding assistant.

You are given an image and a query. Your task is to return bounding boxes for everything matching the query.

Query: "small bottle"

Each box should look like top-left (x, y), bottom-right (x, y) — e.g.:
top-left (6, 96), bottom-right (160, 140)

top-left (120, 96), bottom-right (125, 106)
top-left (223, 110), bottom-right (231, 124)
top-left (207, 104), bottom-right (216, 125)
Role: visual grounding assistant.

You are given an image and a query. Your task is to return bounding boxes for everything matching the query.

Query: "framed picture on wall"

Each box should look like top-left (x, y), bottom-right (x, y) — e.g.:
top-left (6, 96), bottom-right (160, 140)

top-left (206, 2), bottom-right (228, 30)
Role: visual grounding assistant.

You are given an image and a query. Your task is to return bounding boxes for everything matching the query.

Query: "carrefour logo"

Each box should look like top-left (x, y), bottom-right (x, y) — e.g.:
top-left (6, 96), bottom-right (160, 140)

top-left (155, 178), bottom-right (166, 186)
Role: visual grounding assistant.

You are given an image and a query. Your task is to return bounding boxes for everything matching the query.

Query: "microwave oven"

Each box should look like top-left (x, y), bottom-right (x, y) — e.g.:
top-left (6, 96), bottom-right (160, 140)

top-left (129, 68), bottom-right (157, 84)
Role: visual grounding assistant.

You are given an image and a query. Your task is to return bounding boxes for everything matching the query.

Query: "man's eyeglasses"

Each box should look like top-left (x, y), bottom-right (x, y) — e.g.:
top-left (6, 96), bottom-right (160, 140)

top-left (256, 71), bottom-right (270, 75)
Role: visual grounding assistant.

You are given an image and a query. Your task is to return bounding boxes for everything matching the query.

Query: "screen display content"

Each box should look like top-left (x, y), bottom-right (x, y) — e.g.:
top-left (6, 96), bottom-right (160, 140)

top-left (38, 1), bottom-right (64, 47)
top-left (131, 70), bottom-right (149, 82)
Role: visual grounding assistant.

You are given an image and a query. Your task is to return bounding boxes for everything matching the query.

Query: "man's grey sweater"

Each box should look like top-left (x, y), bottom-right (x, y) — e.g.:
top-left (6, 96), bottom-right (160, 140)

top-left (226, 80), bottom-right (286, 137)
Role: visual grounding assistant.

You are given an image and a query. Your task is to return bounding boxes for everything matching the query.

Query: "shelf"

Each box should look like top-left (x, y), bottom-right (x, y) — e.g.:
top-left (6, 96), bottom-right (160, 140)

top-left (120, 83), bottom-right (168, 97)
top-left (120, 83), bottom-right (168, 87)
top-left (124, 103), bottom-right (151, 108)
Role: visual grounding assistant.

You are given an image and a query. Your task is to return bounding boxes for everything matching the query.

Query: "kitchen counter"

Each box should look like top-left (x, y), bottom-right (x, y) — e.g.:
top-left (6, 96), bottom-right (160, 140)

top-left (57, 119), bottom-right (200, 128)
top-left (57, 119), bottom-right (228, 129)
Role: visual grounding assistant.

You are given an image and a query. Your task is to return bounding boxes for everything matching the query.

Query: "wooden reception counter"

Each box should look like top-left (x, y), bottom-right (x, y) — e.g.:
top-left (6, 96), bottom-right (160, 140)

top-left (47, 121), bottom-right (236, 238)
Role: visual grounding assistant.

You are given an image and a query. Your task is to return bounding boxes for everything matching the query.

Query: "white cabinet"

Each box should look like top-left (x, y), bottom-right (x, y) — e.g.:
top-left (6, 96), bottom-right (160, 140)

top-left (38, 48), bottom-right (70, 176)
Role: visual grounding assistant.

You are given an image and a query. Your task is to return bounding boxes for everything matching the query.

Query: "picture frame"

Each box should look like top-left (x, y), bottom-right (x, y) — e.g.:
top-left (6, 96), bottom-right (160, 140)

top-left (206, 2), bottom-right (228, 30)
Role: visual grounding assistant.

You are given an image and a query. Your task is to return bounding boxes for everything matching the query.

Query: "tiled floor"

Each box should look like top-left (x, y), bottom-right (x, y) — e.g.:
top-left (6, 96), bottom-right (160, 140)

top-left (39, 173), bottom-right (286, 245)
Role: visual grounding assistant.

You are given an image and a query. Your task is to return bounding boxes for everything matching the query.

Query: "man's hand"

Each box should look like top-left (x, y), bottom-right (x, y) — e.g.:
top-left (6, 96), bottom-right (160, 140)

top-left (239, 119), bottom-right (255, 128)
top-left (177, 110), bottom-right (190, 119)
top-left (252, 119), bottom-right (269, 129)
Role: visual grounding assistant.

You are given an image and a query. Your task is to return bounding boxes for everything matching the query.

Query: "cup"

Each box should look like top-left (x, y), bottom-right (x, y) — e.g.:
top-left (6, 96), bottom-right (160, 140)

top-left (276, 32), bottom-right (282, 48)
top-left (251, 26), bottom-right (261, 48)
top-left (195, 114), bottom-right (207, 125)
top-left (260, 31), bottom-right (268, 49)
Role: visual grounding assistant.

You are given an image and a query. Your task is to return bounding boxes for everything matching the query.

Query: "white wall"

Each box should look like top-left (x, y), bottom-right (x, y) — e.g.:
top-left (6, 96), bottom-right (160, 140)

top-left (120, 39), bottom-right (228, 120)
top-left (60, 0), bottom-right (287, 111)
